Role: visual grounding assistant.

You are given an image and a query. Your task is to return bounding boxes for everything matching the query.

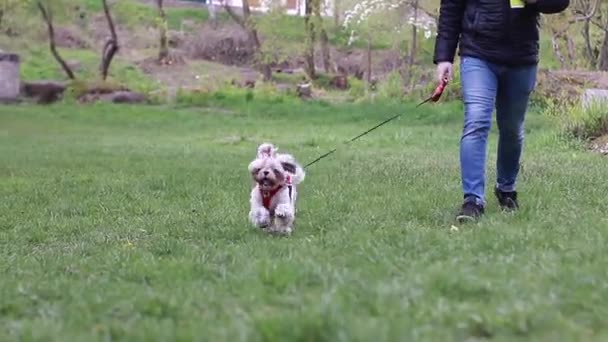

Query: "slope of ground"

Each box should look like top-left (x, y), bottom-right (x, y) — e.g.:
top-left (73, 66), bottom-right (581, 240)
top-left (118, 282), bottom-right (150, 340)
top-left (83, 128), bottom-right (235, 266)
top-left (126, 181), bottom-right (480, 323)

top-left (7, 0), bottom-right (602, 102)
top-left (0, 102), bottom-right (607, 340)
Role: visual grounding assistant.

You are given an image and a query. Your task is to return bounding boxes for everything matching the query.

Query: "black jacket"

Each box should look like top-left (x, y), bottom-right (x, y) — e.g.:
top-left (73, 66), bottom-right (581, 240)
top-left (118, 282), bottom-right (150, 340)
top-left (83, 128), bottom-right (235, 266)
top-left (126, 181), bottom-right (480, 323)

top-left (433, 0), bottom-right (570, 66)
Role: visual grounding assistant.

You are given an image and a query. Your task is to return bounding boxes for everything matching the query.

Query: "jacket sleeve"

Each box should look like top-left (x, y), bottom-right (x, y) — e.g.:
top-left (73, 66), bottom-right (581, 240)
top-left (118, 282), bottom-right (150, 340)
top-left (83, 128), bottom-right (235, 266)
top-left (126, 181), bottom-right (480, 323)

top-left (433, 0), bottom-right (466, 64)
top-left (530, 0), bottom-right (570, 14)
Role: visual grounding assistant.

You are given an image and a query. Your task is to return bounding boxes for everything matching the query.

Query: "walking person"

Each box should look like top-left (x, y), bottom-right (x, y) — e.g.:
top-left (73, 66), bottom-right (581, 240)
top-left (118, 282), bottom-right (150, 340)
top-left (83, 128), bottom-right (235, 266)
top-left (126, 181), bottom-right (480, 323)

top-left (433, 0), bottom-right (570, 222)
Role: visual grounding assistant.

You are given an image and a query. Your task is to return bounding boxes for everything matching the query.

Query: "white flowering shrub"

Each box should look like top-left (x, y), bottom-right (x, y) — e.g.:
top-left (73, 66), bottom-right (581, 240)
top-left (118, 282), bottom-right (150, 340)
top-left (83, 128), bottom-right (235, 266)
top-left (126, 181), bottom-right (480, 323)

top-left (342, 0), bottom-right (437, 46)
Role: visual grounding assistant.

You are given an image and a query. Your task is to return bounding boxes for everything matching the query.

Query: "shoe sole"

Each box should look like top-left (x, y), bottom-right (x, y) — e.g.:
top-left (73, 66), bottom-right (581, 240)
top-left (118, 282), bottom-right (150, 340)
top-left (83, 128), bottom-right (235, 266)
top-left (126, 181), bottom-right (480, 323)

top-left (456, 214), bottom-right (478, 224)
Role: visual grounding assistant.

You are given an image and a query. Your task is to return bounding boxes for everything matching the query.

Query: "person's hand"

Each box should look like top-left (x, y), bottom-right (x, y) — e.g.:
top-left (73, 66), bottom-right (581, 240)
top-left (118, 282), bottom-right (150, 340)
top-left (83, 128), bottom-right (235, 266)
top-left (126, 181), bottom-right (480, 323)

top-left (436, 61), bottom-right (453, 84)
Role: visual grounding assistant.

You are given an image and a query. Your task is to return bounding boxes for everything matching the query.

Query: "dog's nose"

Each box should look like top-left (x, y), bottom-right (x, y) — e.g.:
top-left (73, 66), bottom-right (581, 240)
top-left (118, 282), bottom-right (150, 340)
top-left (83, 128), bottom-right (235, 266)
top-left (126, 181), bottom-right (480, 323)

top-left (263, 170), bottom-right (269, 175)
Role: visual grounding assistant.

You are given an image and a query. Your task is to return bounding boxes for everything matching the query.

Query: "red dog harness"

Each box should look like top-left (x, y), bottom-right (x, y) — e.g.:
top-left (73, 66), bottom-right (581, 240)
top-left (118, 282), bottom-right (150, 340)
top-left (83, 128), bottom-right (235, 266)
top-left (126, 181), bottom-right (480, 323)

top-left (260, 175), bottom-right (292, 210)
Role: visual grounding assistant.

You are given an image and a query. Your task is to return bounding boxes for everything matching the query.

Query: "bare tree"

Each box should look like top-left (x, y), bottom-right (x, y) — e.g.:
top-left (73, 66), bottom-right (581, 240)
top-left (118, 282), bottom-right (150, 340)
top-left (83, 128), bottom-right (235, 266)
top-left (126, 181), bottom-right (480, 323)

top-left (36, 1), bottom-right (75, 80)
top-left (572, 0), bottom-right (600, 65)
top-left (366, 36), bottom-right (372, 86)
top-left (599, 28), bottom-right (608, 71)
top-left (565, 0), bottom-right (600, 68)
top-left (314, 0), bottom-right (332, 73)
top-left (157, 0), bottom-right (169, 62)
top-left (333, 0), bottom-right (340, 28)
top-left (589, 1), bottom-right (608, 70)
top-left (569, 0), bottom-right (608, 70)
top-left (223, 0), bottom-right (272, 81)
top-left (304, 0), bottom-right (317, 79)
top-left (100, 0), bottom-right (119, 80)
top-left (407, 0), bottom-right (418, 77)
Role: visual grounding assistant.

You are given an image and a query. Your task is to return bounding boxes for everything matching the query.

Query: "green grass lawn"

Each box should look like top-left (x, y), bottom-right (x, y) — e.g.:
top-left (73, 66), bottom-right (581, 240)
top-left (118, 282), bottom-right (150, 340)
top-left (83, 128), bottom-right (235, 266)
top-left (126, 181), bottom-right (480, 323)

top-left (1, 100), bottom-right (607, 341)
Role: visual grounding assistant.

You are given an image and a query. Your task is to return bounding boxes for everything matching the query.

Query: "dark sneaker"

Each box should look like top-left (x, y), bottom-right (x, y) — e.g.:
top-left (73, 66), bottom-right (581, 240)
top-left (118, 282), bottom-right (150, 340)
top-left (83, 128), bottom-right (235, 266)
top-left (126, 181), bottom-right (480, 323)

top-left (456, 201), bottom-right (484, 223)
top-left (495, 187), bottom-right (519, 211)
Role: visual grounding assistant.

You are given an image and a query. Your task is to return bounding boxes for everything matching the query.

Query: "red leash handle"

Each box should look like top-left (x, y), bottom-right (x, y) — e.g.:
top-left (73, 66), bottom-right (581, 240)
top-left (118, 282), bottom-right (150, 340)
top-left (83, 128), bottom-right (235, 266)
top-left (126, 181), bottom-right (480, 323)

top-left (430, 77), bottom-right (448, 102)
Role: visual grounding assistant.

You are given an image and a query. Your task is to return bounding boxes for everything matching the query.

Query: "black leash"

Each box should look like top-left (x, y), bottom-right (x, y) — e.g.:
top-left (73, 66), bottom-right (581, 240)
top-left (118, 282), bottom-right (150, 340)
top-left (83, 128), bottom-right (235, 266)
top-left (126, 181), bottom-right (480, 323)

top-left (303, 79), bottom-right (448, 169)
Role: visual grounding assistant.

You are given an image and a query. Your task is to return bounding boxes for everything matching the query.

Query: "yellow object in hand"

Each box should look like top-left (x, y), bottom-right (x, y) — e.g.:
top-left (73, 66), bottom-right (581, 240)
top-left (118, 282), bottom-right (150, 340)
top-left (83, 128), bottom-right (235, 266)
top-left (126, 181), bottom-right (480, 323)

top-left (510, 0), bottom-right (525, 8)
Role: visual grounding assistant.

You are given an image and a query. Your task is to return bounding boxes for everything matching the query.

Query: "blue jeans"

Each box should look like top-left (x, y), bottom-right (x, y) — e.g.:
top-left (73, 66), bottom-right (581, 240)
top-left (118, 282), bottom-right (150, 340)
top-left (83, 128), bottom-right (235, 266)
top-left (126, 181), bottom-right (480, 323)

top-left (459, 56), bottom-right (537, 207)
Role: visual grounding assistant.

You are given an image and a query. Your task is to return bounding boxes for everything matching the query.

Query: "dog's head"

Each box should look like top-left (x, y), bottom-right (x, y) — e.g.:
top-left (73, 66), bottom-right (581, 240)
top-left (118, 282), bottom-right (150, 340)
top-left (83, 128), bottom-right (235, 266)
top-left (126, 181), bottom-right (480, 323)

top-left (248, 142), bottom-right (301, 191)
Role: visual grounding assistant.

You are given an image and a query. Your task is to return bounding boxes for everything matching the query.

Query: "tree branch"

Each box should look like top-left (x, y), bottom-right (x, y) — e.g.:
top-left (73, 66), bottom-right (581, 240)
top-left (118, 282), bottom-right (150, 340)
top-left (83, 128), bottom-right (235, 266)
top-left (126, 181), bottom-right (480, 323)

top-left (222, 2), bottom-right (246, 29)
top-left (590, 17), bottom-right (608, 32)
top-left (37, 1), bottom-right (75, 80)
top-left (572, 0), bottom-right (600, 22)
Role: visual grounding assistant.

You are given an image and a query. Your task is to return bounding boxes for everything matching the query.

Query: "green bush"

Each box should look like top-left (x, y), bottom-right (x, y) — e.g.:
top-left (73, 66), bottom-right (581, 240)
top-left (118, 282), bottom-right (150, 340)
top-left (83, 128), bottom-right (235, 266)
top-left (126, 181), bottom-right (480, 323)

top-left (347, 77), bottom-right (366, 99)
top-left (559, 102), bottom-right (608, 141)
top-left (376, 70), bottom-right (405, 100)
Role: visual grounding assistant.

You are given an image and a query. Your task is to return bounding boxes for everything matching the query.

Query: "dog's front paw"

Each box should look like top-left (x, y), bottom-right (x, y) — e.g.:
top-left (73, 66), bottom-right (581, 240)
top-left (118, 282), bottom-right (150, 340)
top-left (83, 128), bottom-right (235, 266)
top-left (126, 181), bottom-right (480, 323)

top-left (249, 208), bottom-right (270, 228)
top-left (273, 204), bottom-right (295, 235)
top-left (274, 204), bottom-right (294, 219)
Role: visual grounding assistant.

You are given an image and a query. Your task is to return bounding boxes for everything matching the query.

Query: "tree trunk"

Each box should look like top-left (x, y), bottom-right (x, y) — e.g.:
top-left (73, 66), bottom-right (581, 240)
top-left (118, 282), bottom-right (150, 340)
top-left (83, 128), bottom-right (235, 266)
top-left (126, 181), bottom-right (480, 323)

top-left (566, 36), bottom-right (575, 67)
top-left (313, 0), bottom-right (331, 73)
top-left (320, 29), bottom-right (331, 73)
top-left (209, 3), bottom-right (218, 29)
top-left (37, 1), bottom-right (75, 80)
top-left (100, 0), bottom-right (119, 81)
top-left (582, 20), bottom-right (596, 68)
top-left (366, 36), bottom-right (372, 85)
top-left (224, 0), bottom-right (272, 81)
top-left (248, 27), bottom-right (271, 81)
top-left (551, 33), bottom-right (565, 69)
top-left (304, 0), bottom-right (316, 80)
top-left (408, 0), bottom-right (418, 80)
top-left (599, 30), bottom-right (608, 71)
top-left (333, 0), bottom-right (339, 28)
top-left (157, 0), bottom-right (169, 62)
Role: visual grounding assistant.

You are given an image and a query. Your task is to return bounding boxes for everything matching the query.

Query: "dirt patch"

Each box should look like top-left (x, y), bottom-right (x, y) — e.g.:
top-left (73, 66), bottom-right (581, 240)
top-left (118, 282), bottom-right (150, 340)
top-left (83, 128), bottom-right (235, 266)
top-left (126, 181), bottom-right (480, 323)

top-left (55, 26), bottom-right (90, 49)
top-left (589, 135), bottom-right (608, 155)
top-left (550, 70), bottom-right (608, 89)
top-left (87, 13), bottom-right (157, 52)
top-left (138, 50), bottom-right (188, 70)
top-left (79, 90), bottom-right (148, 104)
top-left (182, 22), bottom-right (255, 66)
top-left (330, 48), bottom-right (407, 80)
top-left (533, 69), bottom-right (608, 107)
top-left (20, 81), bottom-right (67, 104)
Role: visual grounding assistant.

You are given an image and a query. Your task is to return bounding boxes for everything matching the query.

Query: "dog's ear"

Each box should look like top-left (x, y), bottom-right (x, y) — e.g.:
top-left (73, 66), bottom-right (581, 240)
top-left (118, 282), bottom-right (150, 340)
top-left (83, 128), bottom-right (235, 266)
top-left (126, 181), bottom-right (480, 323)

top-left (248, 160), bottom-right (260, 175)
top-left (280, 162), bottom-right (297, 174)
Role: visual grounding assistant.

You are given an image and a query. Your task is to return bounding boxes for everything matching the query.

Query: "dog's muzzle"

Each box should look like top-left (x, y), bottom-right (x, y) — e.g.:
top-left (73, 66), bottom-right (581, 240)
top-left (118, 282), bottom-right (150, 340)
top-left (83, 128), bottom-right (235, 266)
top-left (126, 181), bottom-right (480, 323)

top-left (259, 177), bottom-right (275, 189)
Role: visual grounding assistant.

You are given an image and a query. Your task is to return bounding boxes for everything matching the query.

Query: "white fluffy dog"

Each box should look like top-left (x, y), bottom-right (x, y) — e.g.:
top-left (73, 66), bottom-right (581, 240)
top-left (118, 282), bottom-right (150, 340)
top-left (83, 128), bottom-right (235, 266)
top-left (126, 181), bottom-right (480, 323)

top-left (247, 142), bottom-right (305, 235)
